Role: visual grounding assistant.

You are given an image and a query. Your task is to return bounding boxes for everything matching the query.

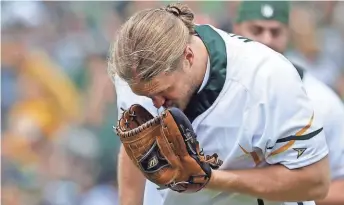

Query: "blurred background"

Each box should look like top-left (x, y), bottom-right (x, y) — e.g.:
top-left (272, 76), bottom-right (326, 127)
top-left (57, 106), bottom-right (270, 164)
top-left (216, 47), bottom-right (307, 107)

top-left (1, 1), bottom-right (344, 205)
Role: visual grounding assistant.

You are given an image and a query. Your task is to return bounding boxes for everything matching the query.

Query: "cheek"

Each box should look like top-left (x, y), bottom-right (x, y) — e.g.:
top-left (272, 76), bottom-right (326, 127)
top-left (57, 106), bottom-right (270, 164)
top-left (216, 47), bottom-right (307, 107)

top-left (166, 83), bottom-right (187, 100)
top-left (276, 35), bottom-right (288, 46)
top-left (282, 35), bottom-right (289, 44)
top-left (168, 85), bottom-right (184, 100)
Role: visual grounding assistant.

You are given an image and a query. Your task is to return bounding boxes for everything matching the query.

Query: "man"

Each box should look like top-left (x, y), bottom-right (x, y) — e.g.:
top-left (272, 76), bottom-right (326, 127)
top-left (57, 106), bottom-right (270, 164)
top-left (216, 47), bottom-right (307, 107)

top-left (233, 1), bottom-right (344, 205)
top-left (110, 3), bottom-right (330, 205)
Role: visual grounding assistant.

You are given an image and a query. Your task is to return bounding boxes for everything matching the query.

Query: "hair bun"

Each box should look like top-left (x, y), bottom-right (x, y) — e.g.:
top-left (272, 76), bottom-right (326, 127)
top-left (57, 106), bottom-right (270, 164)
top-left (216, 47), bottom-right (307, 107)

top-left (163, 3), bottom-right (195, 34)
top-left (165, 5), bottom-right (182, 17)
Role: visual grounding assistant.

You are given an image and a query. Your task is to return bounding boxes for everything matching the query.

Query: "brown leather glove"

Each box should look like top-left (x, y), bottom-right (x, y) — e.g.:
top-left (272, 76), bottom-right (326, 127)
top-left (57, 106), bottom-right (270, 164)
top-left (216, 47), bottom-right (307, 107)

top-left (115, 104), bottom-right (223, 193)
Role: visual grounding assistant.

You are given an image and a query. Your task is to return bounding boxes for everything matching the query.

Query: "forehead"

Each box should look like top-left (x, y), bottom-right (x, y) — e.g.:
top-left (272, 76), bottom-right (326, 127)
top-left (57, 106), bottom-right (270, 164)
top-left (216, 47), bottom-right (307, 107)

top-left (130, 73), bottom-right (171, 96)
top-left (242, 20), bottom-right (286, 29)
top-left (130, 80), bottom-right (160, 96)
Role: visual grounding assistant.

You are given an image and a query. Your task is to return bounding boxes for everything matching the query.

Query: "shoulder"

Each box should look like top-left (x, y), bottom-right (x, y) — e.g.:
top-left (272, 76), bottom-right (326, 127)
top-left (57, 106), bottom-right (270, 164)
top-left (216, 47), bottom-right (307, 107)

top-left (209, 32), bottom-right (303, 98)
top-left (233, 51), bottom-right (304, 105)
top-left (195, 24), bottom-right (283, 77)
top-left (218, 51), bottom-right (310, 125)
top-left (195, 24), bottom-right (263, 51)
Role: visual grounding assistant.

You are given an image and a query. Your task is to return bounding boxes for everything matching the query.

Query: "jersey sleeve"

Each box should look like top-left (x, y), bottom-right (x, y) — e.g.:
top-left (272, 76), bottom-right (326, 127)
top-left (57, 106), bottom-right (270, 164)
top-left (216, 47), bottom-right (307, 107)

top-left (113, 75), bottom-right (159, 119)
top-left (251, 54), bottom-right (329, 169)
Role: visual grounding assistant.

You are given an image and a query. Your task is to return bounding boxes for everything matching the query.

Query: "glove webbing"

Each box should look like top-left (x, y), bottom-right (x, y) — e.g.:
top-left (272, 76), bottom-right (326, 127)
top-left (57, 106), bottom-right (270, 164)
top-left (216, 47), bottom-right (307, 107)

top-left (115, 109), bottom-right (163, 138)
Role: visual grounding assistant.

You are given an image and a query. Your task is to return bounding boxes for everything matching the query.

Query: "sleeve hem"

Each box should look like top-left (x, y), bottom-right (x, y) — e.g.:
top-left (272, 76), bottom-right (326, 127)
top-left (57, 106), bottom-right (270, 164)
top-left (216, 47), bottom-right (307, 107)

top-left (282, 148), bottom-right (329, 170)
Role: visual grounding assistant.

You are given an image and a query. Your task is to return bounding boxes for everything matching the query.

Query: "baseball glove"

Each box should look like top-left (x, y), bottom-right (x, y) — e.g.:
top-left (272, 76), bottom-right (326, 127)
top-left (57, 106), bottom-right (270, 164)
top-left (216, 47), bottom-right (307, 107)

top-left (115, 104), bottom-right (223, 193)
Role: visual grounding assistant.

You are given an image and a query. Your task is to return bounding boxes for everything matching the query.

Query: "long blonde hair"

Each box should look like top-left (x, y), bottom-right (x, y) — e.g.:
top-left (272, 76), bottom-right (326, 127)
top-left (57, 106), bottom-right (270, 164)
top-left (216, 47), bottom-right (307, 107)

top-left (108, 3), bottom-right (196, 85)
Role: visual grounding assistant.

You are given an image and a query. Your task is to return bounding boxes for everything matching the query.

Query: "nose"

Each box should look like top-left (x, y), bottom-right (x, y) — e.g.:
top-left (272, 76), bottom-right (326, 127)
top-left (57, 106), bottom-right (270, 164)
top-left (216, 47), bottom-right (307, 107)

top-left (151, 96), bottom-right (166, 108)
top-left (261, 32), bottom-right (273, 48)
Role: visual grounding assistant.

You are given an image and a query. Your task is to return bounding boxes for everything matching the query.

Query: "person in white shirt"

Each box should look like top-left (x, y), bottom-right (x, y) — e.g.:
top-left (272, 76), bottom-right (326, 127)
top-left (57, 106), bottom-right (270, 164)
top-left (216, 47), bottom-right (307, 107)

top-left (233, 1), bottom-right (344, 205)
top-left (108, 2), bottom-right (330, 205)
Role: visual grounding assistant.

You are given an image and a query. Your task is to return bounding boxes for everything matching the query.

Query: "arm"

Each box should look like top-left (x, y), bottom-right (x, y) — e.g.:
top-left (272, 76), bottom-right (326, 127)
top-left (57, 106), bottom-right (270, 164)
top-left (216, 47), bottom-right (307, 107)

top-left (207, 157), bottom-right (330, 201)
top-left (316, 179), bottom-right (344, 205)
top-left (113, 75), bottom-right (158, 205)
top-left (118, 145), bottom-right (146, 205)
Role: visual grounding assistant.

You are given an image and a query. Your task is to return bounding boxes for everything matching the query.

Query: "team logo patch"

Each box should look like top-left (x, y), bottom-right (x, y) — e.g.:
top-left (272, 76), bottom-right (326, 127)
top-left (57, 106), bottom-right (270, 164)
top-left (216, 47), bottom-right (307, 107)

top-left (261, 4), bottom-right (274, 18)
top-left (293, 148), bottom-right (307, 159)
top-left (147, 155), bottom-right (159, 169)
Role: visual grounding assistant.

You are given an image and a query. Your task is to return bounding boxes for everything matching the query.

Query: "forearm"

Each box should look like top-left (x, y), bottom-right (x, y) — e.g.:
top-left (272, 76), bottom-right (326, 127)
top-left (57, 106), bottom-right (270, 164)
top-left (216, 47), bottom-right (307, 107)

top-left (118, 145), bottom-right (146, 205)
top-left (206, 158), bottom-right (330, 201)
top-left (316, 179), bottom-right (344, 205)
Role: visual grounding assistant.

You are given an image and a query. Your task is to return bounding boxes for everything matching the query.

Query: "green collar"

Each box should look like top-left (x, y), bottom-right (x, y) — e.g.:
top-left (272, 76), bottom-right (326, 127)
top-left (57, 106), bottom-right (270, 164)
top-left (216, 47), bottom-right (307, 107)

top-left (184, 25), bottom-right (227, 123)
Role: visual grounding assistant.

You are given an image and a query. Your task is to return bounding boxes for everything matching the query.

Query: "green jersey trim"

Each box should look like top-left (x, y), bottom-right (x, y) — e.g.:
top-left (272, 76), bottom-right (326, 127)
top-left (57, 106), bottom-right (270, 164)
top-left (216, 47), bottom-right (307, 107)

top-left (184, 25), bottom-right (227, 122)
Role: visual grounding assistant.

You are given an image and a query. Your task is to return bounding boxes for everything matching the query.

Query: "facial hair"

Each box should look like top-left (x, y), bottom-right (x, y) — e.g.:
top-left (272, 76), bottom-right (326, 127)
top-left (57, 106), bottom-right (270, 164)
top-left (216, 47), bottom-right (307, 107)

top-left (176, 79), bottom-right (199, 110)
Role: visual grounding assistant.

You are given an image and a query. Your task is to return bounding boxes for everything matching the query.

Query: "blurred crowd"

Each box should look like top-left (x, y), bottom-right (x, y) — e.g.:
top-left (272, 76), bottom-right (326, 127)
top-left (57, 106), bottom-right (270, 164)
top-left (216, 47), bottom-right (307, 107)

top-left (1, 1), bottom-right (344, 205)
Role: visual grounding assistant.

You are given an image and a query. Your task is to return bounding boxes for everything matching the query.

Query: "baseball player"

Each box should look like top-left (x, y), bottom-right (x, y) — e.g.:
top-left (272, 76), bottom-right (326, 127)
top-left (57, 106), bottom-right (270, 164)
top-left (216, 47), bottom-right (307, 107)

top-left (109, 3), bottom-right (330, 205)
top-left (233, 1), bottom-right (344, 205)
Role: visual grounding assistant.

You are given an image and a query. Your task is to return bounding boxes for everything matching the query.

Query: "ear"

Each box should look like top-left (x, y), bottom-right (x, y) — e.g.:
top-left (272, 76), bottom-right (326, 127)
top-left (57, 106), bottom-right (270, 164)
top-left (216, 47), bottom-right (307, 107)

top-left (184, 45), bottom-right (194, 68)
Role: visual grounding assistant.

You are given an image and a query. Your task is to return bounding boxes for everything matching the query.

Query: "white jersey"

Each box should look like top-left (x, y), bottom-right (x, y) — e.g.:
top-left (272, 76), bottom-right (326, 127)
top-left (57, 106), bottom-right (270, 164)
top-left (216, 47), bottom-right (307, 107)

top-left (301, 72), bottom-right (344, 180)
top-left (114, 25), bottom-right (328, 205)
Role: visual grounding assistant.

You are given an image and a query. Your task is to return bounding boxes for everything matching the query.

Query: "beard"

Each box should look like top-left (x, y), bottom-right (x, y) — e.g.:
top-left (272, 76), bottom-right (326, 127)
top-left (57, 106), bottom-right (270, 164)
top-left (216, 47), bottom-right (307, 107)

top-left (172, 81), bottom-right (199, 111)
top-left (162, 70), bottom-right (201, 111)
